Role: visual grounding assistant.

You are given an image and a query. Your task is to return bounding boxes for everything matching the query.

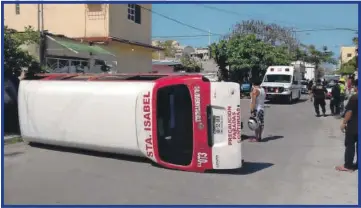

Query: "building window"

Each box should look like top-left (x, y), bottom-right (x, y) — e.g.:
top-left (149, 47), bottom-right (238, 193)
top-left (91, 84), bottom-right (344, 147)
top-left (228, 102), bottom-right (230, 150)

top-left (15, 4), bottom-right (20, 15)
top-left (127, 4), bottom-right (141, 24)
top-left (347, 53), bottom-right (352, 57)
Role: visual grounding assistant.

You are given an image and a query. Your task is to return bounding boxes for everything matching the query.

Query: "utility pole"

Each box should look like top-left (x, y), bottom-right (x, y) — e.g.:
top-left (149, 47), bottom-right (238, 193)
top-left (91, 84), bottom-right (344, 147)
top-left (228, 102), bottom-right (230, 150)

top-left (37, 4), bottom-right (40, 32)
top-left (41, 4), bottom-right (44, 32)
top-left (38, 4), bottom-right (45, 68)
top-left (208, 29), bottom-right (211, 46)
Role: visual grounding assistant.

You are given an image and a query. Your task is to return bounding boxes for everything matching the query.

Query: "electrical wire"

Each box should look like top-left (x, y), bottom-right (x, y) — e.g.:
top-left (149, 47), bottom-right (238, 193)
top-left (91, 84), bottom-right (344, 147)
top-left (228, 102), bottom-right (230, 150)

top-left (140, 5), bottom-right (222, 36)
top-left (199, 4), bottom-right (357, 31)
top-left (152, 27), bottom-right (358, 39)
top-left (144, 5), bottom-right (357, 41)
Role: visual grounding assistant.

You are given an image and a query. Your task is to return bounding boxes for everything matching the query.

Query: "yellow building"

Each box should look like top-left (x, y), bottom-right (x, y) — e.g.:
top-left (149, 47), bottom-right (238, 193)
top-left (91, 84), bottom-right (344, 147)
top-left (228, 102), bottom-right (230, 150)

top-left (4, 4), bottom-right (163, 73)
top-left (340, 46), bottom-right (357, 65)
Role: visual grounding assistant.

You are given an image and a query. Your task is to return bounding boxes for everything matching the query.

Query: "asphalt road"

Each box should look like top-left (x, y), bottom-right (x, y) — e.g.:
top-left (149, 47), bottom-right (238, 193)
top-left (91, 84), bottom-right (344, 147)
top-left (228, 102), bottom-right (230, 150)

top-left (4, 96), bottom-right (358, 205)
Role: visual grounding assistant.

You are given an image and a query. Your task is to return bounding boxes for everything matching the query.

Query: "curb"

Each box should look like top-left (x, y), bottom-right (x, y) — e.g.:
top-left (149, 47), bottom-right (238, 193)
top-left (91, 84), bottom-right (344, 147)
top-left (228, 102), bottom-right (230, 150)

top-left (4, 135), bottom-right (23, 145)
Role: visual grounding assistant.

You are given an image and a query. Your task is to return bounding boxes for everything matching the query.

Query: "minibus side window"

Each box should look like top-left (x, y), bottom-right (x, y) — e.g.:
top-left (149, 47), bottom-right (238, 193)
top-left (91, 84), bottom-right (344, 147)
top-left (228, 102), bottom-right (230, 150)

top-left (156, 84), bottom-right (193, 166)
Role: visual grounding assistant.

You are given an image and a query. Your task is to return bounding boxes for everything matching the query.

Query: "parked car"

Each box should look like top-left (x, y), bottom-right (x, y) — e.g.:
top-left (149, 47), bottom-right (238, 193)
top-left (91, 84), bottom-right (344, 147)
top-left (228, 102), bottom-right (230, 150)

top-left (240, 82), bottom-right (252, 97)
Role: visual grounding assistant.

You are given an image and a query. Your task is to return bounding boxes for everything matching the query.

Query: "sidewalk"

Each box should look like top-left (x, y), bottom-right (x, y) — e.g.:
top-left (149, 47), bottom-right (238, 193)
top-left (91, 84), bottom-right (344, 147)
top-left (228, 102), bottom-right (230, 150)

top-left (4, 134), bottom-right (21, 141)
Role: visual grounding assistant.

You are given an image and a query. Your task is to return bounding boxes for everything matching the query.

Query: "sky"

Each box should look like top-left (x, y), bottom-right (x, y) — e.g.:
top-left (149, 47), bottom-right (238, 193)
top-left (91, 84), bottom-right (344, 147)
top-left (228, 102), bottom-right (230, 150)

top-left (152, 4), bottom-right (358, 61)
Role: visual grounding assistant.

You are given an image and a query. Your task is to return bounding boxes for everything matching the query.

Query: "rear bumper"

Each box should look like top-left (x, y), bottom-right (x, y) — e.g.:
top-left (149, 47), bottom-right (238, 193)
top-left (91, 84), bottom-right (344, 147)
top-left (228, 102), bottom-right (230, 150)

top-left (212, 144), bottom-right (243, 169)
top-left (210, 82), bottom-right (242, 170)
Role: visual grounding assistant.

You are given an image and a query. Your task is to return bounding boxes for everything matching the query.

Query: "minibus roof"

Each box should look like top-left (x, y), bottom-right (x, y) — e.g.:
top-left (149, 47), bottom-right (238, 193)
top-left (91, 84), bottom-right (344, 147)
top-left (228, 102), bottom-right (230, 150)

top-left (32, 72), bottom-right (207, 81)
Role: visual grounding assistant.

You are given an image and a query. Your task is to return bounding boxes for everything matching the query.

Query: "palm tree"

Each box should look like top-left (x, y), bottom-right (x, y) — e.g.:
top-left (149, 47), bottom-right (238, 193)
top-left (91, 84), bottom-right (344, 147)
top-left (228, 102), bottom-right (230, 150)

top-left (300, 45), bottom-right (337, 79)
top-left (352, 37), bottom-right (358, 46)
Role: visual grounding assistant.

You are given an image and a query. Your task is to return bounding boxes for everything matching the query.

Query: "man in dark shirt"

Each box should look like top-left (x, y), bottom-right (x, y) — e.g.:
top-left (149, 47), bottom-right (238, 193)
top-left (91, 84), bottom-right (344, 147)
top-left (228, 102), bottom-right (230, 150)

top-left (336, 79), bottom-right (358, 172)
top-left (4, 70), bottom-right (21, 133)
top-left (330, 80), bottom-right (341, 115)
top-left (311, 79), bottom-right (327, 117)
top-left (308, 79), bottom-right (314, 91)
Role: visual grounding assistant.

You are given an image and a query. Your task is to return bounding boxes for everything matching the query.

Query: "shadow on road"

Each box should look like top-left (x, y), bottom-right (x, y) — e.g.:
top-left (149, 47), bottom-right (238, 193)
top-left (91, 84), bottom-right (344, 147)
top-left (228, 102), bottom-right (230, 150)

top-left (265, 98), bottom-right (308, 105)
top-left (4, 151), bottom-right (24, 158)
top-left (206, 161), bottom-right (274, 175)
top-left (261, 135), bottom-right (284, 142)
top-left (28, 142), bottom-right (150, 164)
top-left (241, 135), bottom-right (283, 143)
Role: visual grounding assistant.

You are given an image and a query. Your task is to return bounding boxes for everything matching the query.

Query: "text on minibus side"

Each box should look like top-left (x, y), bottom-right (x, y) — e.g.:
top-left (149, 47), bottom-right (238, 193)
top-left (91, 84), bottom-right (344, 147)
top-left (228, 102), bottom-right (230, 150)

top-left (143, 92), bottom-right (154, 158)
top-left (197, 152), bottom-right (208, 167)
top-left (227, 106), bottom-right (241, 145)
top-left (194, 86), bottom-right (202, 123)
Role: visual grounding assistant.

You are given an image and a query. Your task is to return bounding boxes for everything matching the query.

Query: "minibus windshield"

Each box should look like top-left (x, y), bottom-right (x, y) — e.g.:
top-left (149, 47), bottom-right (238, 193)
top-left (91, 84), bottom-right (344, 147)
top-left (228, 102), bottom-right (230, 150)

top-left (156, 84), bottom-right (193, 166)
top-left (264, 74), bottom-right (291, 83)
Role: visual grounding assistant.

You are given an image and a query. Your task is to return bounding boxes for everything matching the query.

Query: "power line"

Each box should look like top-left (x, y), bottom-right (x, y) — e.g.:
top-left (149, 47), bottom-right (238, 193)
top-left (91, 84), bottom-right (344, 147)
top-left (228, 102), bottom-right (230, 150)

top-left (140, 5), bottom-right (222, 36)
top-left (145, 5), bottom-right (357, 42)
top-left (152, 28), bottom-right (358, 39)
top-left (294, 28), bottom-right (358, 33)
top-left (199, 4), bottom-right (357, 31)
top-left (153, 34), bottom-right (220, 38)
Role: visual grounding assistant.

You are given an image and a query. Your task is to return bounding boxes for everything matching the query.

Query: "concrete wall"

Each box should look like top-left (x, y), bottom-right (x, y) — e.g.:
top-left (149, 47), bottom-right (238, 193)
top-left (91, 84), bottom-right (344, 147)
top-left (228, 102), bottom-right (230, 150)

top-left (4, 3), bottom-right (151, 43)
top-left (106, 42), bottom-right (152, 73)
top-left (340, 46), bottom-right (357, 65)
top-left (5, 3), bottom-right (153, 73)
top-left (4, 4), bottom-right (89, 37)
top-left (108, 4), bottom-right (152, 45)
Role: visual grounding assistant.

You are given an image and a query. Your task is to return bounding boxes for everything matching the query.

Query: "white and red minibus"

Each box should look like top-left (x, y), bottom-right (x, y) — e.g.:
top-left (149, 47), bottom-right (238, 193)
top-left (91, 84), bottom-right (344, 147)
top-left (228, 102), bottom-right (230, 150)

top-left (18, 73), bottom-right (243, 172)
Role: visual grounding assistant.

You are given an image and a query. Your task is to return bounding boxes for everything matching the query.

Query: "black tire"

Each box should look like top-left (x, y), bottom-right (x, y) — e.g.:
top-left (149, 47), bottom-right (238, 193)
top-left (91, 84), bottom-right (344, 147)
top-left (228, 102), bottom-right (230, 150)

top-left (287, 93), bottom-right (293, 104)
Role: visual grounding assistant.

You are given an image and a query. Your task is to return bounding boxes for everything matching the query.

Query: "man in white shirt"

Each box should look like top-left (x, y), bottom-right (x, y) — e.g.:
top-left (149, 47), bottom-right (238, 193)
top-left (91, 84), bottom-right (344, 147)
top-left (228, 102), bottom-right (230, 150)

top-left (249, 78), bottom-right (266, 142)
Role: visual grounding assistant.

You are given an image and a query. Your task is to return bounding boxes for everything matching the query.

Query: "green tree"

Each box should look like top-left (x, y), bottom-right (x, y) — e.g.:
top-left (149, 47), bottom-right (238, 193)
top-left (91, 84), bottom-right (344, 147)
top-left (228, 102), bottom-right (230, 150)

top-left (158, 40), bottom-right (176, 57)
top-left (338, 56), bottom-right (357, 74)
top-left (226, 34), bottom-right (293, 81)
top-left (209, 40), bottom-right (229, 80)
top-left (299, 45), bottom-right (337, 78)
top-left (4, 26), bottom-right (40, 78)
top-left (352, 36), bottom-right (358, 46)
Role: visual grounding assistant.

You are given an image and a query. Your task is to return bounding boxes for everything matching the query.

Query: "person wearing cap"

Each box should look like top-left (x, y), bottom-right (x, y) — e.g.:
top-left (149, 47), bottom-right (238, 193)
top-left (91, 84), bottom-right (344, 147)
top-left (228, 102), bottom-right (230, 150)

top-left (311, 79), bottom-right (327, 117)
top-left (336, 79), bottom-right (358, 172)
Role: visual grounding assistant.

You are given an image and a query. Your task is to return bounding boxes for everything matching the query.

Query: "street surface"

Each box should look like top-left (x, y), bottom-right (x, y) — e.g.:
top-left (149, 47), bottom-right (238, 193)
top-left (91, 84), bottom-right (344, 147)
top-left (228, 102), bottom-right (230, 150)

top-left (4, 96), bottom-right (358, 205)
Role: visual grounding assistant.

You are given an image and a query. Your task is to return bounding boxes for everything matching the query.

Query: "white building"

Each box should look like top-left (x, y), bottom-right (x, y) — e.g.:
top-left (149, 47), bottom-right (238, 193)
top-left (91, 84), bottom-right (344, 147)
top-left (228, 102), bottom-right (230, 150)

top-left (291, 61), bottom-right (315, 80)
top-left (191, 47), bottom-right (210, 60)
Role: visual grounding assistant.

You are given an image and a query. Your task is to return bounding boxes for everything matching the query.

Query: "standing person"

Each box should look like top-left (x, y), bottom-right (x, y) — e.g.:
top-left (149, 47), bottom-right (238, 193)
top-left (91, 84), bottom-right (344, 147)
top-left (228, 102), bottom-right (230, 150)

top-left (308, 79), bottom-right (314, 101)
top-left (322, 79), bottom-right (328, 87)
top-left (4, 70), bottom-right (21, 133)
top-left (330, 80), bottom-right (341, 115)
top-left (347, 75), bottom-right (354, 96)
top-left (336, 79), bottom-right (358, 172)
top-left (249, 78), bottom-right (266, 142)
top-left (338, 78), bottom-right (346, 115)
top-left (311, 79), bottom-right (327, 117)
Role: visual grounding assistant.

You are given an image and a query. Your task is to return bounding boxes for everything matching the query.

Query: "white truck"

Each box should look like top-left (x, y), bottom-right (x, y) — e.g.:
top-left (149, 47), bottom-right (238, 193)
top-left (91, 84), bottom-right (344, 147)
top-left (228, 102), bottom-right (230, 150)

top-left (261, 66), bottom-right (302, 104)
